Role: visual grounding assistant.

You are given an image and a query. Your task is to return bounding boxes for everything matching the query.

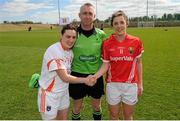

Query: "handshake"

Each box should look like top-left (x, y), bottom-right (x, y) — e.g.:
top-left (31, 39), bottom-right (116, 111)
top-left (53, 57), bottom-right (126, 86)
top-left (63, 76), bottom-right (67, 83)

top-left (84, 75), bottom-right (97, 86)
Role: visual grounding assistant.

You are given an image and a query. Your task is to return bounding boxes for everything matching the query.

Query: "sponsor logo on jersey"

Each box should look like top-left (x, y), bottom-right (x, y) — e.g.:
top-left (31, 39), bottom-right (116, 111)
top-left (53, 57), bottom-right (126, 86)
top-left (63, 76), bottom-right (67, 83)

top-left (79, 55), bottom-right (96, 62)
top-left (129, 47), bottom-right (134, 54)
top-left (110, 56), bottom-right (133, 62)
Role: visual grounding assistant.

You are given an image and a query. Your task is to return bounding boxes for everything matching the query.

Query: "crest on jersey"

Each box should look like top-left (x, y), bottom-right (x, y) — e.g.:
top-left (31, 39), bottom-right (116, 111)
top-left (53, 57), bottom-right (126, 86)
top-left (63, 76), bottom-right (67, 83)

top-left (47, 106), bottom-right (51, 111)
top-left (129, 47), bottom-right (134, 54)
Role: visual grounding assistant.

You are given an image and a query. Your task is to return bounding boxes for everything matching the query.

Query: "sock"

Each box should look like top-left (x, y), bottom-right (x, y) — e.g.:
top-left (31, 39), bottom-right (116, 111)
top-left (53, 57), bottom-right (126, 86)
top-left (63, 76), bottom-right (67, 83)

top-left (72, 112), bottom-right (81, 120)
top-left (93, 110), bottom-right (102, 120)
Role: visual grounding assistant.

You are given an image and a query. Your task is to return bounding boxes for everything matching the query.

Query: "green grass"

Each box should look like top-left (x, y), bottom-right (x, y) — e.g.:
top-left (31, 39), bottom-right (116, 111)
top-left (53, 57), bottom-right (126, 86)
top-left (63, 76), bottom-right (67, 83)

top-left (0, 27), bottom-right (180, 120)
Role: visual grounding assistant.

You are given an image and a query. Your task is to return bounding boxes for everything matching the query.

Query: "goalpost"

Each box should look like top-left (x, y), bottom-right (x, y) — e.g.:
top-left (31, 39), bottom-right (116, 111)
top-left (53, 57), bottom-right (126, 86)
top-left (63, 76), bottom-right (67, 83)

top-left (137, 21), bottom-right (155, 28)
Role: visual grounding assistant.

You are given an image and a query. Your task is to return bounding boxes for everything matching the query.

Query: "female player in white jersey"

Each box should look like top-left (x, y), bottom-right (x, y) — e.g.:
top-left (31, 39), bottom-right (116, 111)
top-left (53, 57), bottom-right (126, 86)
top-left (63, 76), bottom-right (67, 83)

top-left (38, 24), bottom-right (95, 120)
top-left (93, 10), bottom-right (144, 120)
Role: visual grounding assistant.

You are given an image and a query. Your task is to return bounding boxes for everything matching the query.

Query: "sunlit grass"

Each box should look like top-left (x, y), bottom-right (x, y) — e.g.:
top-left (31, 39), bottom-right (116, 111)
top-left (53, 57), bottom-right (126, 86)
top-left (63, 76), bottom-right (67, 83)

top-left (0, 27), bottom-right (179, 119)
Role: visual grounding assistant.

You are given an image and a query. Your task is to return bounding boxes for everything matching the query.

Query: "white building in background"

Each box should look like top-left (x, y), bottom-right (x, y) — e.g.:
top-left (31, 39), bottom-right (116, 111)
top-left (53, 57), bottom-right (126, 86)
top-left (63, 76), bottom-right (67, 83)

top-left (59, 17), bottom-right (71, 25)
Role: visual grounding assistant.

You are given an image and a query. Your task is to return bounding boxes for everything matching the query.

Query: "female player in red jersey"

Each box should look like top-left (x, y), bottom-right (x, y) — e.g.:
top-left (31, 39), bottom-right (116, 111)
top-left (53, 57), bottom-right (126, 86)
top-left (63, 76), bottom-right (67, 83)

top-left (93, 10), bottom-right (144, 120)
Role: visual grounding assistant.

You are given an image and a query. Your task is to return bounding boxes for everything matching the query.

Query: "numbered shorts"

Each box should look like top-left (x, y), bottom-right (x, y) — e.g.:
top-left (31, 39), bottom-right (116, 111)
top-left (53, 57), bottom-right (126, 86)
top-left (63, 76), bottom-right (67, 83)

top-left (38, 88), bottom-right (70, 120)
top-left (106, 82), bottom-right (138, 106)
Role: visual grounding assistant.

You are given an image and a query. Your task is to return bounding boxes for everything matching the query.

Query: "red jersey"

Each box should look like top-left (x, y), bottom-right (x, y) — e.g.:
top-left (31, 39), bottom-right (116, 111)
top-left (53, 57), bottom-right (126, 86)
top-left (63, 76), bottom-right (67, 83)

top-left (102, 34), bottom-right (144, 83)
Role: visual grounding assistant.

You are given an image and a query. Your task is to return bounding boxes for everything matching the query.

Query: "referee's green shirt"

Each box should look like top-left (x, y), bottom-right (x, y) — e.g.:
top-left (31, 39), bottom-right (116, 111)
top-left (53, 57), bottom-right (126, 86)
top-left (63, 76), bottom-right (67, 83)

top-left (72, 28), bottom-right (106, 74)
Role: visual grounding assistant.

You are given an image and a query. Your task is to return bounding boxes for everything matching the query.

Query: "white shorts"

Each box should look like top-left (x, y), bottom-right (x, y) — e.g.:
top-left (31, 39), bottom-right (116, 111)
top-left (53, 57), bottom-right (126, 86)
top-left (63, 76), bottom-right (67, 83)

top-left (38, 88), bottom-right (70, 120)
top-left (106, 82), bottom-right (138, 106)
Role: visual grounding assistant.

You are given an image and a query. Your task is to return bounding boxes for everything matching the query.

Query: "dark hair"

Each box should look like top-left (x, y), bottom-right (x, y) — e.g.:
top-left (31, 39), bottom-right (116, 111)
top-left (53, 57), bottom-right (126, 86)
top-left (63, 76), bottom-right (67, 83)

top-left (111, 10), bottom-right (129, 26)
top-left (61, 24), bottom-right (76, 35)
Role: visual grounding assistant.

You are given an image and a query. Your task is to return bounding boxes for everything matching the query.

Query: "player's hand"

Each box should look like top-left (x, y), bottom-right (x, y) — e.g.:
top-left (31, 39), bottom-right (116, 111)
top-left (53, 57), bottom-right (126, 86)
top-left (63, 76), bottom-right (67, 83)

top-left (137, 84), bottom-right (143, 96)
top-left (89, 75), bottom-right (97, 85)
top-left (85, 75), bottom-right (96, 86)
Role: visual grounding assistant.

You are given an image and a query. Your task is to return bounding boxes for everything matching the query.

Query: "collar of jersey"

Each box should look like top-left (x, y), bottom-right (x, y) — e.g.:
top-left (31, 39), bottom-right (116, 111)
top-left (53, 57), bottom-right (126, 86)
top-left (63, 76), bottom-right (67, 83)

top-left (77, 25), bottom-right (97, 37)
top-left (60, 41), bottom-right (69, 51)
top-left (111, 34), bottom-right (128, 43)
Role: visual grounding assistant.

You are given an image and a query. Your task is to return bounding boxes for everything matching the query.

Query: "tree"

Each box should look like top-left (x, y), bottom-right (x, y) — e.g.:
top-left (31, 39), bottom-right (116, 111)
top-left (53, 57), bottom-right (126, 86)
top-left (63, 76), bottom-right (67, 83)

top-left (167, 14), bottom-right (173, 21)
top-left (162, 13), bottom-right (167, 20)
top-left (3, 21), bottom-right (9, 24)
top-left (143, 16), bottom-right (149, 21)
top-left (104, 17), bottom-right (111, 23)
top-left (174, 13), bottom-right (180, 20)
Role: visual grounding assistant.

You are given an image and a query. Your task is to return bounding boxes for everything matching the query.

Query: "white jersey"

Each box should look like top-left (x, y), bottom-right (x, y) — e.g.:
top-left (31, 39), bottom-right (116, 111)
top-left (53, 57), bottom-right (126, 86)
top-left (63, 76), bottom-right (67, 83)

top-left (39, 42), bottom-right (73, 92)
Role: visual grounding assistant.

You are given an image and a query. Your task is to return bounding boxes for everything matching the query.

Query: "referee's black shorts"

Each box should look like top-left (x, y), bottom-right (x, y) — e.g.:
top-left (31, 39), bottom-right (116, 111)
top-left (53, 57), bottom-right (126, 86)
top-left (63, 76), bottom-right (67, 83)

top-left (69, 71), bottom-right (105, 100)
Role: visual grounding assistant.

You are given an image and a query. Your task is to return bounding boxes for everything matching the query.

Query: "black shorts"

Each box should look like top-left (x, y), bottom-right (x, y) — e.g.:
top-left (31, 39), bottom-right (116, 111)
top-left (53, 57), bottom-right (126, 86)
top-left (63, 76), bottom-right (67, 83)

top-left (69, 71), bottom-right (105, 100)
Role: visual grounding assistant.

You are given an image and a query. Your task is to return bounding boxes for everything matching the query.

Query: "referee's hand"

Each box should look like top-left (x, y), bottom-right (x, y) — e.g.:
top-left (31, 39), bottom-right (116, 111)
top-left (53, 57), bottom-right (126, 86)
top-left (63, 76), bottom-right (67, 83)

top-left (85, 75), bottom-right (97, 86)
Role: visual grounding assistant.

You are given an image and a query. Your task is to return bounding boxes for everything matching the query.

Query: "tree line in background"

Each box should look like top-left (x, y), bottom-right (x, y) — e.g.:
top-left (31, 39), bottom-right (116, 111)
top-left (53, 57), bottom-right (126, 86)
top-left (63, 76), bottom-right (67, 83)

top-left (3, 20), bottom-right (42, 24)
top-left (3, 13), bottom-right (180, 27)
top-left (99, 13), bottom-right (180, 23)
top-left (129, 13), bottom-right (180, 22)
top-left (97, 13), bottom-right (180, 27)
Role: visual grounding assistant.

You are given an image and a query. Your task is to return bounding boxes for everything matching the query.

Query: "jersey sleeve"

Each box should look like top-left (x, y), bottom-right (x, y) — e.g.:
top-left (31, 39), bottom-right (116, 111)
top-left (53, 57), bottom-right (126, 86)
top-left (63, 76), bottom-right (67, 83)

top-left (97, 28), bottom-right (107, 41)
top-left (45, 51), bottom-right (66, 72)
top-left (102, 31), bottom-right (107, 40)
top-left (136, 39), bottom-right (144, 58)
top-left (101, 40), bottom-right (110, 62)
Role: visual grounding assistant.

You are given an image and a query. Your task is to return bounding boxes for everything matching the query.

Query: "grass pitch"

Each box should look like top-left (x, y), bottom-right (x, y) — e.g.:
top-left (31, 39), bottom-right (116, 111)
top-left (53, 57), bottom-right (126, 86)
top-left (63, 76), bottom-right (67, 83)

top-left (0, 27), bottom-right (180, 119)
